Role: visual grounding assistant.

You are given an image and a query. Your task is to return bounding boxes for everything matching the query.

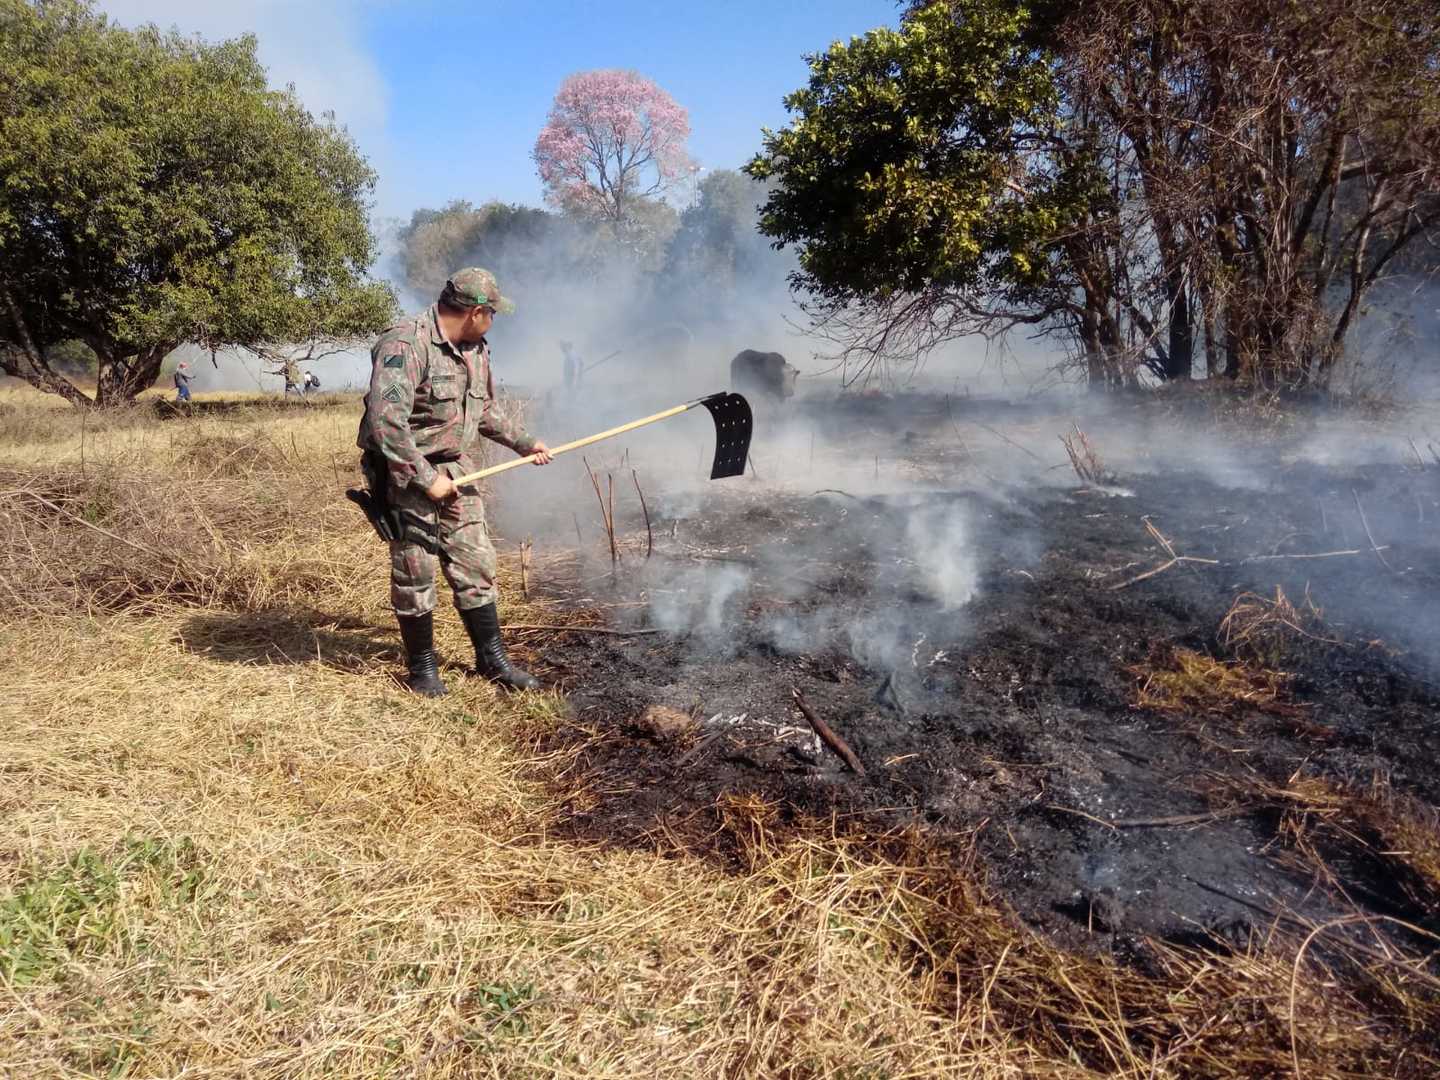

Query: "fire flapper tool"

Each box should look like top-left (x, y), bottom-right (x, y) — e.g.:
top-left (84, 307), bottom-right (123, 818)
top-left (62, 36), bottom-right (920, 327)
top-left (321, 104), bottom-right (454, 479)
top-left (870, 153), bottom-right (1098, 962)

top-left (451, 392), bottom-right (753, 486)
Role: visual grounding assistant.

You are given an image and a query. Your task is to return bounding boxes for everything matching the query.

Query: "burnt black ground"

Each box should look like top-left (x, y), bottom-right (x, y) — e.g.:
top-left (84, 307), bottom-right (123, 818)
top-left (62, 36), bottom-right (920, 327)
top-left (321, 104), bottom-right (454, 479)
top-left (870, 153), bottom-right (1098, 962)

top-left (508, 393), bottom-right (1440, 960)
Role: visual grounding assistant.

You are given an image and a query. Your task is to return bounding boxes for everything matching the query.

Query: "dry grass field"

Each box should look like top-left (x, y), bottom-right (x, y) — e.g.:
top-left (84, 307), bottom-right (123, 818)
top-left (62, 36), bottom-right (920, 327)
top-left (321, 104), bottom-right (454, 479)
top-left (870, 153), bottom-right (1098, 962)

top-left (2, 381), bottom-right (1437, 1078)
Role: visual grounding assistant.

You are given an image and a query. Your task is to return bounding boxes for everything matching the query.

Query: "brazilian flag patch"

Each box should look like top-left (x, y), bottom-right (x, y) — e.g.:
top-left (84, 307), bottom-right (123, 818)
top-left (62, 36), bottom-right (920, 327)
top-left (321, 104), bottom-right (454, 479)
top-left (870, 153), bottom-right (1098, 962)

top-left (383, 354), bottom-right (405, 369)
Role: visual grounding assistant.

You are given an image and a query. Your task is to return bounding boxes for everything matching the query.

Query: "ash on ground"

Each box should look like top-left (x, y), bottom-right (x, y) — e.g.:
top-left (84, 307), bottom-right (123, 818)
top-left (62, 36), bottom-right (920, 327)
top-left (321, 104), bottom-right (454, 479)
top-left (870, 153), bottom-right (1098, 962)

top-left (502, 390), bottom-right (1440, 960)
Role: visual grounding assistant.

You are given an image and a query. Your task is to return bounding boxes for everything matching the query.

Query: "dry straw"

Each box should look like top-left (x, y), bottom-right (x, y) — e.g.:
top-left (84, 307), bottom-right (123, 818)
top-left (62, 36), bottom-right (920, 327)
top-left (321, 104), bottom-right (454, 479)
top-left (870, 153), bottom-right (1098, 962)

top-left (1, 387), bottom-right (1438, 1077)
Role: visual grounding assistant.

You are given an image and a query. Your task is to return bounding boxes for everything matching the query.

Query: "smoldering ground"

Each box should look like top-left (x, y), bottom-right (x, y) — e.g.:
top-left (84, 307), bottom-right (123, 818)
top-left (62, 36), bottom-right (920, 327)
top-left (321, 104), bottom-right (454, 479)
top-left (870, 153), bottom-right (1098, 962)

top-left (481, 372), bottom-right (1440, 963)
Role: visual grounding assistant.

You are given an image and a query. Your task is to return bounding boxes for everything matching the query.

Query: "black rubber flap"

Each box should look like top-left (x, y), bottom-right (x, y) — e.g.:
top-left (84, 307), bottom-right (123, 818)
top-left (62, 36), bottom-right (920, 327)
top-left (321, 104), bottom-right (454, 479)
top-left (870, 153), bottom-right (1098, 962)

top-left (699, 392), bottom-right (753, 479)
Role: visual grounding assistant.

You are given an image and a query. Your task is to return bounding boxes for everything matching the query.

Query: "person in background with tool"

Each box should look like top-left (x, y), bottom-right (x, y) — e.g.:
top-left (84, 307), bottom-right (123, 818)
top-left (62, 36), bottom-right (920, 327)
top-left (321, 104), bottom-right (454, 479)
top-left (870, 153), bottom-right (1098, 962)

top-left (560, 340), bottom-right (583, 391)
top-left (172, 360), bottom-right (193, 402)
top-left (357, 268), bottom-right (553, 696)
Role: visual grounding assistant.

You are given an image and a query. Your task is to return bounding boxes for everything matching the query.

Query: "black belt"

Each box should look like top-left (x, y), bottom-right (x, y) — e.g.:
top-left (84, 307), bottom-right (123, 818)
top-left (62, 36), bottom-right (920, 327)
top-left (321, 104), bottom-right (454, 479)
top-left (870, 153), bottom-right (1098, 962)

top-left (424, 452), bottom-right (460, 465)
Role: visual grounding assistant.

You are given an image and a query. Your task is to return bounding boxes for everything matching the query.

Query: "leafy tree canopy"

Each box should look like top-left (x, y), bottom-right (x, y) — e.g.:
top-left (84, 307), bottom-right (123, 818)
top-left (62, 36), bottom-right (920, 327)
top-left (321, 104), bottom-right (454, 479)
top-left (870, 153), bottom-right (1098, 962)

top-left (660, 169), bottom-right (792, 328)
top-left (0, 0), bottom-right (395, 405)
top-left (746, 1), bottom-right (1091, 307)
top-left (749, 0), bottom-right (1440, 390)
top-left (395, 201), bottom-right (570, 302)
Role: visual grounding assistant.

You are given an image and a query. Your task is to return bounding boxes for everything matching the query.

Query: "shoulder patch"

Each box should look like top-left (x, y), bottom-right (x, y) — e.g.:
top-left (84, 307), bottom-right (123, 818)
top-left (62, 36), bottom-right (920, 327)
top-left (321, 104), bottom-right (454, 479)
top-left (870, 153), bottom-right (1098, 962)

top-left (381, 384), bottom-right (403, 403)
top-left (383, 354), bottom-right (405, 369)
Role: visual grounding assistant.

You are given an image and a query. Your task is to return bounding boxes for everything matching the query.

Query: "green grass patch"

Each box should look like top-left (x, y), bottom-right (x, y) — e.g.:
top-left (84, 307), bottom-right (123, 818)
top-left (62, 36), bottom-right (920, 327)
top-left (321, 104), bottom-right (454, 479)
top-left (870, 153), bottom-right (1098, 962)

top-left (0, 836), bottom-right (210, 986)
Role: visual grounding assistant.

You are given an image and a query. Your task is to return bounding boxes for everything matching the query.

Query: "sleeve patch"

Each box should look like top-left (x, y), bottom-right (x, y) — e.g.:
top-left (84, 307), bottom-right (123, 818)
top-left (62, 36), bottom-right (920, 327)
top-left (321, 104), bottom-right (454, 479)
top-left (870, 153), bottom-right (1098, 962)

top-left (381, 384), bottom-right (403, 403)
top-left (383, 354), bottom-right (405, 369)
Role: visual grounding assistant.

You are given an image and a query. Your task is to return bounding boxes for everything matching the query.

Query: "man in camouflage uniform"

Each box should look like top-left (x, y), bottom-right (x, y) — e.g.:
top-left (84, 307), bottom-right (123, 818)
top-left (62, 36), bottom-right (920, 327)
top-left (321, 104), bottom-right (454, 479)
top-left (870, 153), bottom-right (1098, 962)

top-left (357, 268), bottom-right (552, 696)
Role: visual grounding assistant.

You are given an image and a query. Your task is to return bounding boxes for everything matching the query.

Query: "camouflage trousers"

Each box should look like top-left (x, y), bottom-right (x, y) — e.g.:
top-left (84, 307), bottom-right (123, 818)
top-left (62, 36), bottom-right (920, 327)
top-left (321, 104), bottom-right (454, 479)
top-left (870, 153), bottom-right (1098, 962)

top-left (385, 458), bottom-right (497, 616)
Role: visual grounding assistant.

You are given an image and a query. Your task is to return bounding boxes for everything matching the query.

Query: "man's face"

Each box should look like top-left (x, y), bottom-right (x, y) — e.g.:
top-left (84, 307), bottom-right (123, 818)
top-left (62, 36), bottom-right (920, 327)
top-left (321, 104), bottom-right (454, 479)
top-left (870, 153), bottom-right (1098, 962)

top-left (457, 305), bottom-right (495, 343)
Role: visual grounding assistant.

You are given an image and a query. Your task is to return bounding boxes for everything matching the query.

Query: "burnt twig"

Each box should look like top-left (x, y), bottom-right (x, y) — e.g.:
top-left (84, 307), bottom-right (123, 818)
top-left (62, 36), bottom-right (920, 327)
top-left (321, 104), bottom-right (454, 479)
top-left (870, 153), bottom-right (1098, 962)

top-left (676, 731), bottom-right (724, 768)
top-left (1407, 436), bottom-right (1427, 469)
top-left (507, 624), bottom-right (660, 636)
top-left (1109, 556), bottom-right (1220, 590)
top-left (790, 687), bottom-right (867, 776)
top-left (1351, 489), bottom-right (1396, 574)
top-left (1242, 547), bottom-right (1387, 562)
top-left (607, 472), bottom-right (618, 566)
top-left (1143, 517), bottom-right (1176, 559)
top-left (976, 421), bottom-right (1043, 463)
top-left (1047, 804), bottom-right (1255, 830)
top-left (1110, 517), bottom-right (1218, 590)
top-left (631, 469), bottom-right (653, 559)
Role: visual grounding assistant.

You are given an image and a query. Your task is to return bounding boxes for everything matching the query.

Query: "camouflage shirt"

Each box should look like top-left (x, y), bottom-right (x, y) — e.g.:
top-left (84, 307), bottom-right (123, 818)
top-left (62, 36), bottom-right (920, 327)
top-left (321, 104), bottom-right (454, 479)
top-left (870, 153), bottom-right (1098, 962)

top-left (358, 305), bottom-right (537, 492)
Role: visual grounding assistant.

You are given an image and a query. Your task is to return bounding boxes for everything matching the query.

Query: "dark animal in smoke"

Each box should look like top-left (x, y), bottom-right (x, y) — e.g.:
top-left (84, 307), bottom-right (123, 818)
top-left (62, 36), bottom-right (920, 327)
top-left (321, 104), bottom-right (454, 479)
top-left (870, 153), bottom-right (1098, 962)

top-left (730, 350), bottom-right (799, 402)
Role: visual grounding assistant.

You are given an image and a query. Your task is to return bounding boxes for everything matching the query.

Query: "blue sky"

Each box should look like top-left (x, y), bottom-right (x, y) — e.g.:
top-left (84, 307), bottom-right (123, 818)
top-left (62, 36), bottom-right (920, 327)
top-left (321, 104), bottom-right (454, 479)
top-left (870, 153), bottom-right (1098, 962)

top-left (101, 0), bottom-right (901, 222)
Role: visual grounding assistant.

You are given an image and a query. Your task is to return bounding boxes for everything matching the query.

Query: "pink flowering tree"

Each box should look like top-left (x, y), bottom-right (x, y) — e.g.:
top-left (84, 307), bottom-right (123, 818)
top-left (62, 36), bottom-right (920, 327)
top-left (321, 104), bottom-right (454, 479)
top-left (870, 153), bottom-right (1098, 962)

top-left (533, 70), bottom-right (692, 230)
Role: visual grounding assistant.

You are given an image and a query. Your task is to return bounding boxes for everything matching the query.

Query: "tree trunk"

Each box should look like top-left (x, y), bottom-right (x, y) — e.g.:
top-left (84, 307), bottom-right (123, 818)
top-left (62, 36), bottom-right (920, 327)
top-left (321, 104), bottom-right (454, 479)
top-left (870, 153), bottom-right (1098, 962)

top-left (1126, 115), bottom-right (1192, 382)
top-left (1163, 279), bottom-right (1193, 380)
top-left (95, 345), bottom-right (172, 407)
top-left (0, 283), bottom-right (95, 407)
top-left (1196, 282), bottom-right (1222, 378)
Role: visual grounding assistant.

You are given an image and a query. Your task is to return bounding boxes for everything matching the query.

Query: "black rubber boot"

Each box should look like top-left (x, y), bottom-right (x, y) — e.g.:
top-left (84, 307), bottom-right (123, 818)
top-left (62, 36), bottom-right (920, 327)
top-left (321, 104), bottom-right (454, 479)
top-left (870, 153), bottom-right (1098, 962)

top-left (397, 613), bottom-right (447, 697)
top-left (461, 603), bottom-right (541, 691)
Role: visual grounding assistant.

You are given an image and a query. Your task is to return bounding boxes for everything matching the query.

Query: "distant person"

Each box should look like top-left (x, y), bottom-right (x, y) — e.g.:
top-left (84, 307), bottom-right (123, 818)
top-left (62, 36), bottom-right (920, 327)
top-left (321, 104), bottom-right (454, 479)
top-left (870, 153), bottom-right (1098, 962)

top-left (356, 267), bottom-right (554, 696)
top-left (303, 369), bottom-right (320, 394)
top-left (173, 361), bottom-right (192, 402)
top-left (283, 359), bottom-right (303, 396)
top-left (560, 340), bottom-right (584, 390)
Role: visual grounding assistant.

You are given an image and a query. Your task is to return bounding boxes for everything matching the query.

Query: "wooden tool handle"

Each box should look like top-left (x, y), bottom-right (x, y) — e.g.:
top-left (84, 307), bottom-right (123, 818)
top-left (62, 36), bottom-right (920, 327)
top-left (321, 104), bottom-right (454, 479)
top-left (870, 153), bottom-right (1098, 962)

top-left (451, 400), bottom-right (698, 486)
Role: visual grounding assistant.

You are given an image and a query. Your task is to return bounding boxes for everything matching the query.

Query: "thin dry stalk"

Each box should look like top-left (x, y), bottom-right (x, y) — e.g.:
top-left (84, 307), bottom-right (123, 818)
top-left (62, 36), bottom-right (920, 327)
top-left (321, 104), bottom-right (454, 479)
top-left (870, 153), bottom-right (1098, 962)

top-left (1060, 423), bottom-right (1109, 484)
top-left (977, 420), bottom-right (1044, 463)
top-left (519, 537), bottom-right (533, 601)
top-left (630, 469), bottom-right (653, 559)
top-left (606, 472), bottom-right (618, 567)
top-left (581, 455), bottom-right (617, 567)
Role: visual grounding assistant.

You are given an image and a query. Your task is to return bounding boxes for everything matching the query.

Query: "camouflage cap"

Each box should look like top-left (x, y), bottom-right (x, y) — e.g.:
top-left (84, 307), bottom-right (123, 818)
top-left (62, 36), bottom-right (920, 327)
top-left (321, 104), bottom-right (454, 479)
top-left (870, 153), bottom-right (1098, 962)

top-left (442, 268), bottom-right (515, 315)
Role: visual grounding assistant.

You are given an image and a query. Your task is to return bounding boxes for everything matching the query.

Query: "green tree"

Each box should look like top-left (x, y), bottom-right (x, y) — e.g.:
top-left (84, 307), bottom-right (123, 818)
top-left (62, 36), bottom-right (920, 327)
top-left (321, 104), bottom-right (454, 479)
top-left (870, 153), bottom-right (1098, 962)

top-left (750, 0), bottom-right (1440, 390)
top-left (661, 169), bottom-right (791, 329)
top-left (396, 201), bottom-right (558, 301)
top-left (0, 0), bottom-right (395, 406)
top-left (746, 1), bottom-right (1099, 384)
top-left (666, 171), bottom-right (778, 286)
